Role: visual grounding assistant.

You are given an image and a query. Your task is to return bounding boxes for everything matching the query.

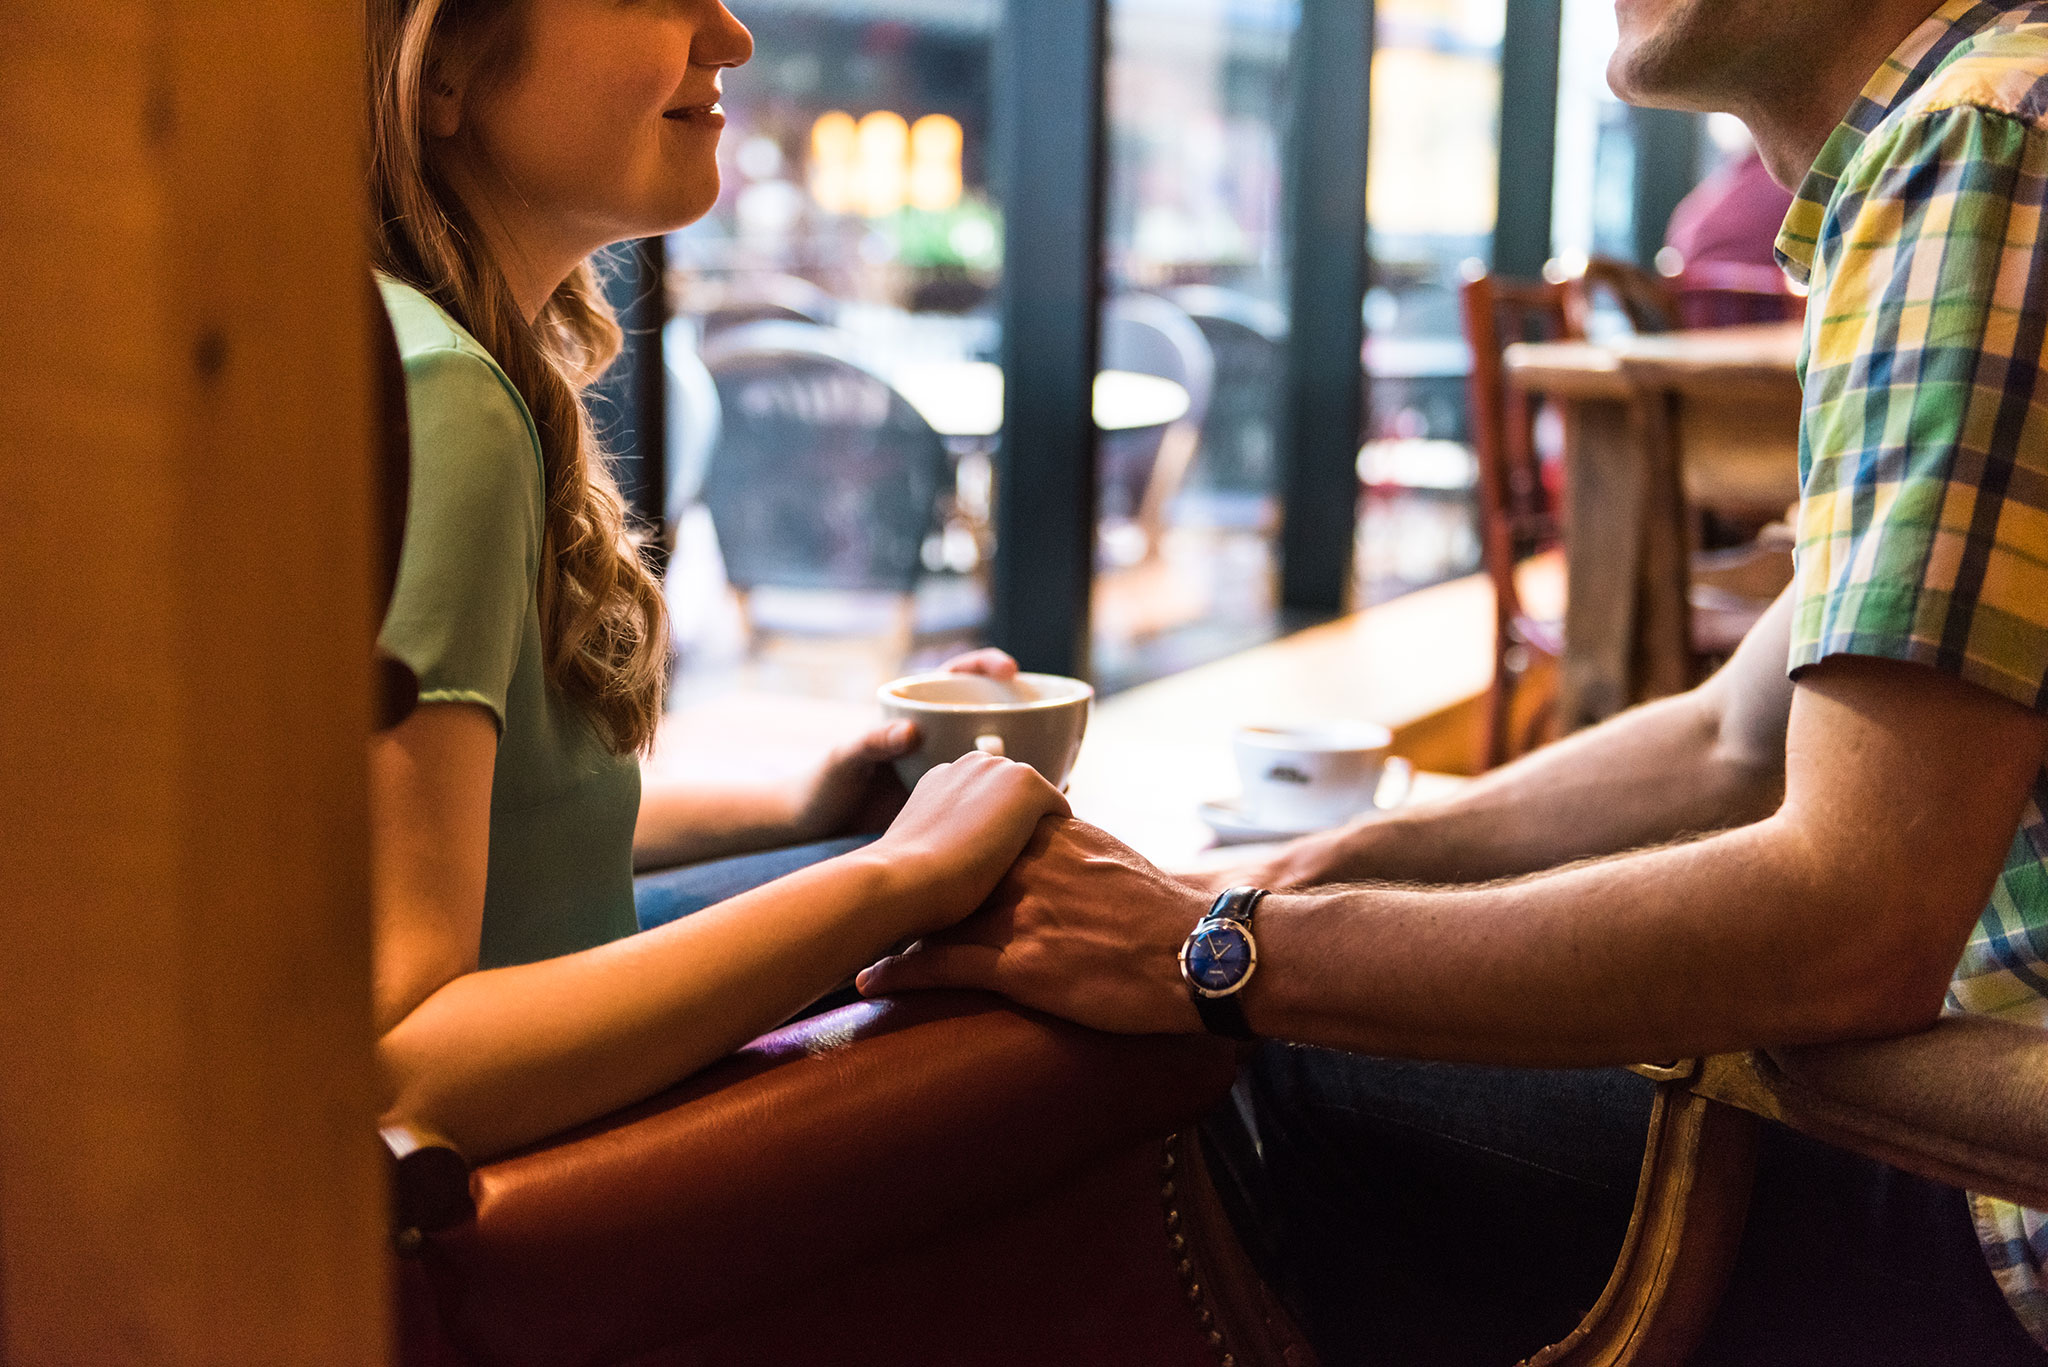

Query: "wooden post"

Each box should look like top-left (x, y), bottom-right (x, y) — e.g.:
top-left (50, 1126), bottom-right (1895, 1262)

top-left (0, 4), bottom-right (386, 1363)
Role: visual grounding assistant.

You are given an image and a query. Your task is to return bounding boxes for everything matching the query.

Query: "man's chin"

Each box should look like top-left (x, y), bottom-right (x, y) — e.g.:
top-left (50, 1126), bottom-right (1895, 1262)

top-left (1606, 40), bottom-right (1722, 113)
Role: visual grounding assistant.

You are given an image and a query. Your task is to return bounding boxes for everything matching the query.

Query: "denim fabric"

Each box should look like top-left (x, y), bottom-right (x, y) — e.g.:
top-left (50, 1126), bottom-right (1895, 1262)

top-left (1206, 1045), bottom-right (2046, 1367)
top-left (633, 835), bottom-right (878, 932)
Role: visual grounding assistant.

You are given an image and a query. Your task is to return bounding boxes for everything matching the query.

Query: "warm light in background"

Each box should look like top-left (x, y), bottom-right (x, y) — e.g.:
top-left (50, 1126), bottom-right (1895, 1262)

top-left (807, 110), bottom-right (964, 219)
top-left (808, 110), bottom-right (858, 215)
top-left (855, 111), bottom-right (910, 218)
top-left (1367, 47), bottom-right (1500, 238)
top-left (909, 114), bottom-right (965, 212)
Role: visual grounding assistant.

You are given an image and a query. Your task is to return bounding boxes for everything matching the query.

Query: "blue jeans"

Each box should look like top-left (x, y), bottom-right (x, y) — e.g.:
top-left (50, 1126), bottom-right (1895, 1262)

top-left (633, 835), bottom-right (879, 932)
top-left (1206, 1045), bottom-right (2046, 1366)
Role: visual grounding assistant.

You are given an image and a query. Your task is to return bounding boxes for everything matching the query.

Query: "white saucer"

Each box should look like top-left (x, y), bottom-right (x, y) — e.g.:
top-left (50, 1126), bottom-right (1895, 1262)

top-left (1197, 799), bottom-right (1373, 846)
top-left (1197, 759), bottom-right (1415, 846)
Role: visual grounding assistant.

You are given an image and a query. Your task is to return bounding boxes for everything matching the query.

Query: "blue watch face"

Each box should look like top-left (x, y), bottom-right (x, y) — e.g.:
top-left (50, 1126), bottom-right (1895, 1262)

top-left (1185, 921), bottom-right (1254, 993)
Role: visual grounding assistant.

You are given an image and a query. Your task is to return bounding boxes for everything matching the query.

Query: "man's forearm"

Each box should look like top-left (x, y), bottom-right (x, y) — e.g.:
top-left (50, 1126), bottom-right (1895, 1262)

top-left (1290, 593), bottom-right (1799, 888)
top-left (1324, 691), bottom-right (1778, 884)
top-left (1246, 814), bottom-right (1957, 1066)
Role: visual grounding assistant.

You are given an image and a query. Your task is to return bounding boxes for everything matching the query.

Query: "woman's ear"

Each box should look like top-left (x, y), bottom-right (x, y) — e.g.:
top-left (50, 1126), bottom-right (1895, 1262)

top-left (423, 68), bottom-right (464, 140)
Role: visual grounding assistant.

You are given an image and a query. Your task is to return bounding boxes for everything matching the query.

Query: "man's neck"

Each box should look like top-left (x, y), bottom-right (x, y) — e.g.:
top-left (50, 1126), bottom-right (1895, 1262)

top-left (1736, 1), bottom-right (1945, 189)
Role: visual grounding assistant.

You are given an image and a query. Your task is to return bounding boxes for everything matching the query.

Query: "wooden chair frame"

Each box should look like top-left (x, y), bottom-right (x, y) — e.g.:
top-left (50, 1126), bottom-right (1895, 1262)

top-left (1527, 1017), bottom-right (2048, 1366)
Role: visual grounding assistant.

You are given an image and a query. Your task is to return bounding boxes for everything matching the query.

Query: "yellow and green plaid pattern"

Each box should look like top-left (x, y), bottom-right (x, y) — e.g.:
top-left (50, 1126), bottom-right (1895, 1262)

top-left (1776, 1), bottom-right (2048, 1345)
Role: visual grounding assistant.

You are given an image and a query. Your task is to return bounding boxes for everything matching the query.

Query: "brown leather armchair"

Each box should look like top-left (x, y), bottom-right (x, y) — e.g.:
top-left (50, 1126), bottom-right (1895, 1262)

top-left (388, 991), bottom-right (1317, 1367)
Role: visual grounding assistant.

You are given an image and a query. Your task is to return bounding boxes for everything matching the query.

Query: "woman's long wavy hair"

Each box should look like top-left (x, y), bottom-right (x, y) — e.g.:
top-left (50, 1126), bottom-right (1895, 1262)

top-left (369, 0), bottom-right (669, 754)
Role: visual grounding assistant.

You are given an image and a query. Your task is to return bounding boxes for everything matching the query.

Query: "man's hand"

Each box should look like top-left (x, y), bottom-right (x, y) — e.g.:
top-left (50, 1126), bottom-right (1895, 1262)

top-left (1190, 824), bottom-right (1374, 893)
top-left (859, 818), bottom-right (1211, 1035)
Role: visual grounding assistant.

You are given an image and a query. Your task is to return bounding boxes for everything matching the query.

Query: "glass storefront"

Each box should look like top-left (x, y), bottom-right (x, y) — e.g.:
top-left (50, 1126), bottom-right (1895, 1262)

top-left (1091, 0), bottom-right (1297, 692)
top-left (1356, 0), bottom-right (1504, 606)
top-left (664, 1), bottom-right (1004, 703)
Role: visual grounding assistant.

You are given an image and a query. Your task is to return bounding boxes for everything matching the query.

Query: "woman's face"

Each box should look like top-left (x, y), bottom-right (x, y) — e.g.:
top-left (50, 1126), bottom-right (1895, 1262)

top-left (452, 0), bottom-right (754, 253)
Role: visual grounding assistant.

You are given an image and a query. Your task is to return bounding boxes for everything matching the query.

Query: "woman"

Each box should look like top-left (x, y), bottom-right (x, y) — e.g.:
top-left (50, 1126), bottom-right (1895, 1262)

top-left (368, 0), bottom-right (1065, 1163)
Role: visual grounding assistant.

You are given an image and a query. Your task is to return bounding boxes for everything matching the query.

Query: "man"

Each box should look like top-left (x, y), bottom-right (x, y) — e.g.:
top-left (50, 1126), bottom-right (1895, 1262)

top-left (859, 1), bottom-right (2048, 1361)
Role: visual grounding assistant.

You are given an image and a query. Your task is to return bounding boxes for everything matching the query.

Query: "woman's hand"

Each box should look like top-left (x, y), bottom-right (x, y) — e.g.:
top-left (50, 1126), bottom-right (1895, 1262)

top-left (784, 648), bottom-right (1026, 840)
top-left (867, 750), bottom-right (1071, 938)
top-left (935, 647), bottom-right (1020, 680)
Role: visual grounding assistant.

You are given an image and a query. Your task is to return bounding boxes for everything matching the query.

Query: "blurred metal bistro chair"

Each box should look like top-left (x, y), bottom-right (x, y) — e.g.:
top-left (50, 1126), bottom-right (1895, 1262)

top-left (660, 314), bottom-right (722, 523)
top-left (678, 272), bottom-right (840, 343)
top-left (697, 321), bottom-right (952, 661)
top-left (1168, 285), bottom-right (1288, 532)
top-left (1101, 293), bottom-right (1218, 563)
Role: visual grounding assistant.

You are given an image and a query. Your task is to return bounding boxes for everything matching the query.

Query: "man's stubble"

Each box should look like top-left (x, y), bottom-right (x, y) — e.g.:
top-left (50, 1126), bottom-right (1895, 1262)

top-left (1608, 0), bottom-right (1844, 116)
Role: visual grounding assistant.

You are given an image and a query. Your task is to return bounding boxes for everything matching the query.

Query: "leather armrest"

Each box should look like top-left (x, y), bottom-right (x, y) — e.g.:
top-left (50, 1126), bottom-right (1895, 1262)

top-left (419, 992), bottom-right (1238, 1360)
top-left (1690, 1015), bottom-right (2048, 1208)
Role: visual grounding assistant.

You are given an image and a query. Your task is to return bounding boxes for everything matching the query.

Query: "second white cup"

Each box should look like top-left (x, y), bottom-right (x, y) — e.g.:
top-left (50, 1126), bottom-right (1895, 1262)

top-left (1234, 721), bottom-right (1393, 832)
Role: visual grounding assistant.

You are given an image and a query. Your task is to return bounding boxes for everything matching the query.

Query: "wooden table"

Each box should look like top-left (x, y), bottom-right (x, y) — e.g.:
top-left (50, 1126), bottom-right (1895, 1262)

top-left (1504, 322), bottom-right (1804, 729)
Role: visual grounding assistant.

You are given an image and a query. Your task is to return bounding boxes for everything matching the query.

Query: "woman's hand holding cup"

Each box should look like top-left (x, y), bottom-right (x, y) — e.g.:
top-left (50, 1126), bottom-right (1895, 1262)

top-left (786, 649), bottom-right (1026, 839)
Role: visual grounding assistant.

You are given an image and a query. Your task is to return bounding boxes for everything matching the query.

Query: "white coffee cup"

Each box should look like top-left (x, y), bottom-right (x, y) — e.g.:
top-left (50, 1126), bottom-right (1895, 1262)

top-left (1233, 721), bottom-right (1394, 832)
top-left (878, 672), bottom-right (1095, 790)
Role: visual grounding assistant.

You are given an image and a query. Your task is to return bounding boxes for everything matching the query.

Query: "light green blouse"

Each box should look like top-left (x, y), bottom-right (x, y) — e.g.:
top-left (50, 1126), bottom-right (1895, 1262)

top-left (377, 276), bottom-right (641, 969)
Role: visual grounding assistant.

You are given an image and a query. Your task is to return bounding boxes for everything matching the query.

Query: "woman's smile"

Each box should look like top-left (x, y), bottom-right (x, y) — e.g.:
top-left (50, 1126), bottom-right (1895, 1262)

top-left (663, 101), bottom-right (727, 130)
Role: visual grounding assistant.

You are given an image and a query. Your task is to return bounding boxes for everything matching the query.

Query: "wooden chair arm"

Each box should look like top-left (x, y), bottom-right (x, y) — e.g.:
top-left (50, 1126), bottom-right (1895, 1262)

top-left (1689, 1015), bottom-right (2048, 1208)
top-left (1545, 1019), bottom-right (2048, 1367)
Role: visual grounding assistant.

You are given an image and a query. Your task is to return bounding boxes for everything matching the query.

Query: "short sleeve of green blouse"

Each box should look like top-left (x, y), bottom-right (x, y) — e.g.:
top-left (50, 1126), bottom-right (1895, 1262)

top-left (376, 293), bottom-right (545, 730)
top-left (1791, 102), bottom-right (2048, 710)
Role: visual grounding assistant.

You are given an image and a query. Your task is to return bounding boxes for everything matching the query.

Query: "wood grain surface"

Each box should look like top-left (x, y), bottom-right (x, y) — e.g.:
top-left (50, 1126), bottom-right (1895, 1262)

top-left (0, 5), bottom-right (386, 1362)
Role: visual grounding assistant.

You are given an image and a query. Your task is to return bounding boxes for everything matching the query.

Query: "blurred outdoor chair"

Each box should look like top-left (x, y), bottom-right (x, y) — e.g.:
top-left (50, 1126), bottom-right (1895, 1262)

top-left (1100, 293), bottom-right (1217, 563)
top-left (1524, 1018), bottom-right (2048, 1365)
top-left (1462, 266), bottom-right (1790, 770)
top-left (698, 321), bottom-right (951, 659)
top-left (1168, 285), bottom-right (1287, 531)
top-left (678, 272), bottom-right (840, 343)
top-left (660, 314), bottom-right (722, 523)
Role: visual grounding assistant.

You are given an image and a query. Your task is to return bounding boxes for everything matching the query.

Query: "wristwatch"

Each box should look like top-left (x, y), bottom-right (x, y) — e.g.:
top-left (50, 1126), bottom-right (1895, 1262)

top-left (1179, 886), bottom-right (1267, 1041)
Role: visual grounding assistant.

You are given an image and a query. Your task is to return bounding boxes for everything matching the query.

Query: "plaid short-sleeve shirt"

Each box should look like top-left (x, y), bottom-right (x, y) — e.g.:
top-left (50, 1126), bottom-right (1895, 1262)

top-left (1776, 1), bottom-right (2048, 1343)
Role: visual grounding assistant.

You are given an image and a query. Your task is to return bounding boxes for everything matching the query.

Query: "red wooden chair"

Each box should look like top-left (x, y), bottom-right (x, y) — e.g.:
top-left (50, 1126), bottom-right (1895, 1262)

top-left (1459, 266), bottom-right (1576, 769)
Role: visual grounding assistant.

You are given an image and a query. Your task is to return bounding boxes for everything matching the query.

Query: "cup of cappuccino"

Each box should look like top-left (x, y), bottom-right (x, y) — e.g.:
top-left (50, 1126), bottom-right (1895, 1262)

top-left (879, 672), bottom-right (1095, 790)
top-left (1233, 721), bottom-right (1393, 832)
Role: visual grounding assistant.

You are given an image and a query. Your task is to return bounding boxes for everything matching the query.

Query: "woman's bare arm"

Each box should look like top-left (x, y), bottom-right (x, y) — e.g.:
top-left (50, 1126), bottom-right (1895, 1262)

top-left (371, 703), bottom-right (1064, 1161)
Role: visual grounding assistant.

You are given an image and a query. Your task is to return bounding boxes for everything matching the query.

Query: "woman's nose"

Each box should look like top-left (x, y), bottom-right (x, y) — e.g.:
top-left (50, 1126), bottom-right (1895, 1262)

top-left (698, 2), bottom-right (754, 69)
